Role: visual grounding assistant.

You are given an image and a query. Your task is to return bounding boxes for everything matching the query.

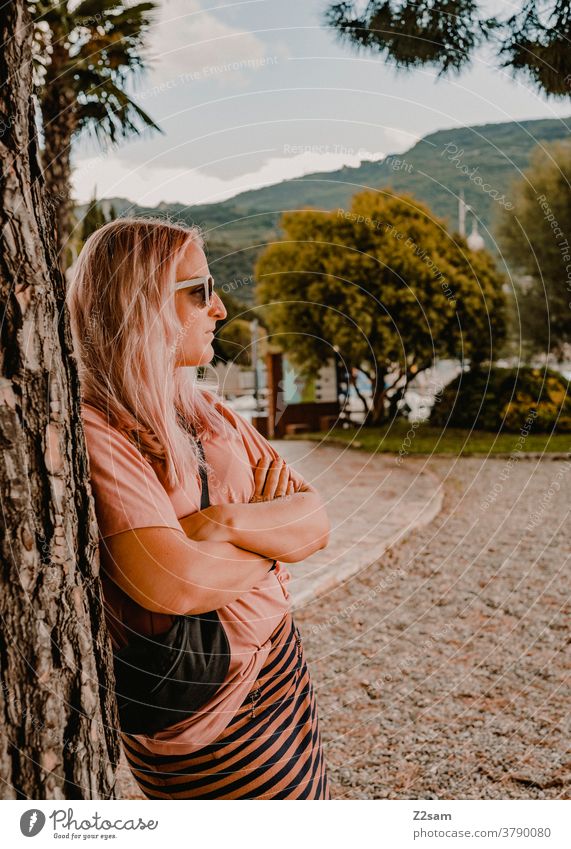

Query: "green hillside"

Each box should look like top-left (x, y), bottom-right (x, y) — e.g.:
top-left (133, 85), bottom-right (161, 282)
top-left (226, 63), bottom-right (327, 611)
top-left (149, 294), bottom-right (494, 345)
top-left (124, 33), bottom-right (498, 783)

top-left (77, 116), bottom-right (570, 303)
top-left (216, 116), bottom-right (571, 218)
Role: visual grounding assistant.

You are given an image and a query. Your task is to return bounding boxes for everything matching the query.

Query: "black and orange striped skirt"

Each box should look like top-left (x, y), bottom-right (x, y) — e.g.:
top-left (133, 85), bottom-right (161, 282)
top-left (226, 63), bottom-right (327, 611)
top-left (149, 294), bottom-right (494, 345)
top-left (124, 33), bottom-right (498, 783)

top-left (121, 612), bottom-right (332, 799)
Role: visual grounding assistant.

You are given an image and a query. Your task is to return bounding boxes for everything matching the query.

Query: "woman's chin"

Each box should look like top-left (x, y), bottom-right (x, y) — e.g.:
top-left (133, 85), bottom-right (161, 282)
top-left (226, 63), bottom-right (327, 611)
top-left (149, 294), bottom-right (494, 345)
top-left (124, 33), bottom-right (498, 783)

top-left (174, 340), bottom-right (216, 368)
top-left (196, 346), bottom-right (215, 367)
top-left (201, 344), bottom-right (215, 364)
top-left (175, 351), bottom-right (214, 369)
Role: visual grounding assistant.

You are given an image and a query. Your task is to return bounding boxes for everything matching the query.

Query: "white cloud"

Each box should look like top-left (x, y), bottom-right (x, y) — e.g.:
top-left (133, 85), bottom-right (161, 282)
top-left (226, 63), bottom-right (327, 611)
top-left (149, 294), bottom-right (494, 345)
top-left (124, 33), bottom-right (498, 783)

top-left (72, 147), bottom-right (386, 207)
top-left (141, 0), bottom-right (276, 90)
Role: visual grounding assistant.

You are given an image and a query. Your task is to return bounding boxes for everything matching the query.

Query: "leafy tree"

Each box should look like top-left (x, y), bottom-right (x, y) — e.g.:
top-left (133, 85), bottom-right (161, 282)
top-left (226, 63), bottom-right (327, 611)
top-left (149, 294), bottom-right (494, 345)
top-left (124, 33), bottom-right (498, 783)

top-left (29, 0), bottom-right (162, 262)
top-left (325, 1), bottom-right (571, 97)
top-left (80, 191), bottom-right (107, 243)
top-left (255, 190), bottom-right (506, 424)
top-left (498, 141), bottom-right (571, 358)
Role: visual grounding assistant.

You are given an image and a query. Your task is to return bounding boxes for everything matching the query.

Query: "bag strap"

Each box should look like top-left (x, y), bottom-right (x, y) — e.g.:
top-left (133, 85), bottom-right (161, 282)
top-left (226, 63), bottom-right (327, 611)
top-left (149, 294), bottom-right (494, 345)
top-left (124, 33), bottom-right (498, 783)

top-left (178, 410), bottom-right (276, 572)
top-left (195, 437), bottom-right (210, 510)
top-left (176, 410), bottom-right (210, 509)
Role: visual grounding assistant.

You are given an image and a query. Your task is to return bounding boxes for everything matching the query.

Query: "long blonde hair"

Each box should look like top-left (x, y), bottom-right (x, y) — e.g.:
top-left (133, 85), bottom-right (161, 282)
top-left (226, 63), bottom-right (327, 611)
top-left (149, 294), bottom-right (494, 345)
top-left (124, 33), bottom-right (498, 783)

top-left (67, 215), bottom-right (228, 488)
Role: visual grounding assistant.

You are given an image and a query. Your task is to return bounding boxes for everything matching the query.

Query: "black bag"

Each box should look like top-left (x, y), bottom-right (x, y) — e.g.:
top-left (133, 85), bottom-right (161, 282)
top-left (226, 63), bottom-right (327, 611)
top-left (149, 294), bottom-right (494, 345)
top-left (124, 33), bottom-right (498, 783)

top-left (113, 437), bottom-right (231, 736)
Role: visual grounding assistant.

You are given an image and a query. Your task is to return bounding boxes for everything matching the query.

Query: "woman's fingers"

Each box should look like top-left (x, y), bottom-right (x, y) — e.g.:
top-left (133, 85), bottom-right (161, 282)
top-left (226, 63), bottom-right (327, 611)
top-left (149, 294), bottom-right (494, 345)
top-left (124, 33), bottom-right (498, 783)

top-left (253, 456), bottom-right (271, 498)
top-left (274, 461), bottom-right (289, 498)
top-left (251, 457), bottom-right (292, 501)
top-left (263, 458), bottom-right (287, 499)
top-left (286, 480), bottom-right (295, 497)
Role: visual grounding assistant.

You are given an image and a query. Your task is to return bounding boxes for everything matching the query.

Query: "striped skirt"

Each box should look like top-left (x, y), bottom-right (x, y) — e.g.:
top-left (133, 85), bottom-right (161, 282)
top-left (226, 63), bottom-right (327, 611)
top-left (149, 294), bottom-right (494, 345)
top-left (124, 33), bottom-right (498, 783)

top-left (121, 612), bottom-right (332, 799)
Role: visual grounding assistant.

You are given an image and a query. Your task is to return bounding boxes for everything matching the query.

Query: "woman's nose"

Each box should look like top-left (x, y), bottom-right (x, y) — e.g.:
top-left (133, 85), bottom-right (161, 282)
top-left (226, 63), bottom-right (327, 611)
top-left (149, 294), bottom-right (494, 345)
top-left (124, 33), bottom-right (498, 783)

top-left (210, 291), bottom-right (227, 320)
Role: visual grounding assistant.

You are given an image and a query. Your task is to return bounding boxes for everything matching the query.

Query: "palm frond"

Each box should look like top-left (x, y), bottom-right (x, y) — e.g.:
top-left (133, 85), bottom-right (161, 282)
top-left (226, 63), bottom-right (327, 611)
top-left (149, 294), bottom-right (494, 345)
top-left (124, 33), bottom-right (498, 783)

top-left (72, 0), bottom-right (126, 22)
top-left (75, 79), bottom-right (163, 145)
top-left (29, 0), bottom-right (72, 27)
top-left (32, 0), bottom-right (162, 148)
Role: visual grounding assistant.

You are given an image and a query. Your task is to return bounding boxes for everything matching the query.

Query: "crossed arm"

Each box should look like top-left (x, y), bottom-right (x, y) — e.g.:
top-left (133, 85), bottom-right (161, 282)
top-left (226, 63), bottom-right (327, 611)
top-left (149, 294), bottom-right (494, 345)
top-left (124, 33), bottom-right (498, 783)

top-left (179, 457), bottom-right (330, 564)
top-left (100, 457), bottom-right (330, 616)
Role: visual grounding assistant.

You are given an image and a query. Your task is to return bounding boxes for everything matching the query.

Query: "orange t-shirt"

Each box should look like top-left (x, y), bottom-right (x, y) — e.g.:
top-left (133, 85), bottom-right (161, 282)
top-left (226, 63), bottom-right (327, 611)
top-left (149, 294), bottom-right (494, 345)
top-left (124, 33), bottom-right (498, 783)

top-left (81, 398), bottom-right (306, 755)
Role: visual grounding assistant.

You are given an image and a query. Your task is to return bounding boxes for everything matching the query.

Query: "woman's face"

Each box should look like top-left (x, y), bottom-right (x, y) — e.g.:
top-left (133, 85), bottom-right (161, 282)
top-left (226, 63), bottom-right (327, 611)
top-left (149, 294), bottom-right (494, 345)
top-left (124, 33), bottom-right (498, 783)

top-left (173, 241), bottom-right (227, 367)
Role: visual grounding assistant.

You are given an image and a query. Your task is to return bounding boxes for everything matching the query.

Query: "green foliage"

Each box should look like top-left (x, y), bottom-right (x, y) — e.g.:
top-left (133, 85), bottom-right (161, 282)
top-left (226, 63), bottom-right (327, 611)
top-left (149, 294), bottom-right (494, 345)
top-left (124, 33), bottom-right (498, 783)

top-left (430, 366), bottom-right (571, 432)
top-left (255, 189), bottom-right (507, 420)
top-left (298, 421), bottom-right (571, 455)
top-left (326, 0), bottom-right (494, 76)
top-left (498, 141), bottom-right (571, 356)
top-left (325, 1), bottom-right (571, 97)
top-left (74, 116), bottom-right (571, 300)
top-left (70, 120), bottom-right (569, 378)
top-left (29, 0), bottom-right (162, 145)
top-left (80, 193), bottom-right (107, 242)
top-left (499, 2), bottom-right (571, 97)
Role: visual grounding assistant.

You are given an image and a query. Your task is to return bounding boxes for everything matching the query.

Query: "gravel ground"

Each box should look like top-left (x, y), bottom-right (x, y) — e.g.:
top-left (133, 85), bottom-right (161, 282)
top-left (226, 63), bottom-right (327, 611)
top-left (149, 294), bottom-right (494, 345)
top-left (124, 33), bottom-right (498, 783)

top-left (295, 455), bottom-right (571, 800)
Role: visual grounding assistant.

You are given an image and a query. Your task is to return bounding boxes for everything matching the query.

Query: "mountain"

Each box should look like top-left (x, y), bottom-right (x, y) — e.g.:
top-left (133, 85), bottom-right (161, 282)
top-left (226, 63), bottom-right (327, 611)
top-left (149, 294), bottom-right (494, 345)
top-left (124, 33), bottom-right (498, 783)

top-left (207, 116), bottom-right (571, 218)
top-left (76, 116), bottom-right (571, 302)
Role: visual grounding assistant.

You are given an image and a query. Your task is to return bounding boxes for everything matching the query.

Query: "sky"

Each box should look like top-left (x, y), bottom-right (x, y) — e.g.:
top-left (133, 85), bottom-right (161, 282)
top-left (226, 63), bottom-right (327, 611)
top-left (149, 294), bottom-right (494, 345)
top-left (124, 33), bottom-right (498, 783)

top-left (72, 0), bottom-right (571, 208)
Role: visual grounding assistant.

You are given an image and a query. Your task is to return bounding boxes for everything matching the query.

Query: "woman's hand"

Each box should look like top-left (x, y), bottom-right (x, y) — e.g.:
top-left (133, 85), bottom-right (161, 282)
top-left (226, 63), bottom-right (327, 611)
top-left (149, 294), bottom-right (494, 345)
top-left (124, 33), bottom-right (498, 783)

top-left (179, 457), bottom-right (329, 564)
top-left (181, 457), bottom-right (299, 542)
top-left (250, 457), bottom-right (296, 503)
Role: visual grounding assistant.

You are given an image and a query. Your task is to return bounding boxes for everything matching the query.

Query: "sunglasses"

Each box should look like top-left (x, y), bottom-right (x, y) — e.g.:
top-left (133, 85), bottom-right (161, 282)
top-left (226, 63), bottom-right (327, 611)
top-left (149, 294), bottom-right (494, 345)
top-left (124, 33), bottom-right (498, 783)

top-left (174, 275), bottom-right (214, 308)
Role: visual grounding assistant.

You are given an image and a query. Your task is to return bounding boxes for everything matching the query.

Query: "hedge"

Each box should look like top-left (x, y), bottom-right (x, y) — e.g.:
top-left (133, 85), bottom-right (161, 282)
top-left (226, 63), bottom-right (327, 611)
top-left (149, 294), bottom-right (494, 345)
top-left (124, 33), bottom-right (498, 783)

top-left (429, 366), bottom-right (571, 432)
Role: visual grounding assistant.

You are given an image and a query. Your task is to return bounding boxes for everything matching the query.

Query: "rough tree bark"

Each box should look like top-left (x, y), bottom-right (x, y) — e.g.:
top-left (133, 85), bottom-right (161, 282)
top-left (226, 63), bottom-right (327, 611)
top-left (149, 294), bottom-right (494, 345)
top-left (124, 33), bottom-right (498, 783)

top-left (39, 30), bottom-right (78, 265)
top-left (0, 0), bottom-right (120, 799)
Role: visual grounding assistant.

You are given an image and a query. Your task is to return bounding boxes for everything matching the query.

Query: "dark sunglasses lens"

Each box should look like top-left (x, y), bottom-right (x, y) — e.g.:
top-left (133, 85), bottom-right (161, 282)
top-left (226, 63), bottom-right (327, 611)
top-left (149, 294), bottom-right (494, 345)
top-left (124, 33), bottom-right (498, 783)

top-left (199, 278), bottom-right (213, 306)
top-left (191, 281), bottom-right (209, 306)
top-left (186, 277), bottom-right (214, 306)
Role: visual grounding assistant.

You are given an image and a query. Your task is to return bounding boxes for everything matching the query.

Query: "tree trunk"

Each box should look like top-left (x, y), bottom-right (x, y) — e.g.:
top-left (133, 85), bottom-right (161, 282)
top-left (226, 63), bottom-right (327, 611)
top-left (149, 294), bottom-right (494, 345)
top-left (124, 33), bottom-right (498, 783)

top-left (0, 1), bottom-right (120, 799)
top-left (368, 368), bottom-right (388, 426)
top-left (387, 371), bottom-right (407, 419)
top-left (39, 34), bottom-right (78, 267)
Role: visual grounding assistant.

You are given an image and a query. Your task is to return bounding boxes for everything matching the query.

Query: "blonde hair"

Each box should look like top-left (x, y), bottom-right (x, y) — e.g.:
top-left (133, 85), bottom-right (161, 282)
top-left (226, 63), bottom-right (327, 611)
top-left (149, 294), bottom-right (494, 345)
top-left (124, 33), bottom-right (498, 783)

top-left (66, 215), bottom-right (228, 488)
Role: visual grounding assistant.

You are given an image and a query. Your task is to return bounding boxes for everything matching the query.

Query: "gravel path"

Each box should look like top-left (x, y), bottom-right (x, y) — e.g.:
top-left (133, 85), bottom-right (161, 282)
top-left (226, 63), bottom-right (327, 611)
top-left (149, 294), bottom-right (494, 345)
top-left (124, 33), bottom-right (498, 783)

top-left (295, 455), bottom-right (571, 800)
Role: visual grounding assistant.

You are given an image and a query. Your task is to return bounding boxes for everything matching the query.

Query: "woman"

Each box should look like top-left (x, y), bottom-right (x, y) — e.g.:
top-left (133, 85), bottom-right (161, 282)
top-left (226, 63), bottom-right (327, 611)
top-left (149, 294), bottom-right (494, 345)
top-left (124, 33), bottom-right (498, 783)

top-left (66, 216), bottom-right (332, 800)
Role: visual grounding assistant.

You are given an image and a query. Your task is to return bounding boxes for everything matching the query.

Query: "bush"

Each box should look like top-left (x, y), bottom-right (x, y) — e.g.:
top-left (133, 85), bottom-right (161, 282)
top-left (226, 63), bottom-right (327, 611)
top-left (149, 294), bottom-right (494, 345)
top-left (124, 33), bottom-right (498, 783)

top-left (430, 366), bottom-right (571, 433)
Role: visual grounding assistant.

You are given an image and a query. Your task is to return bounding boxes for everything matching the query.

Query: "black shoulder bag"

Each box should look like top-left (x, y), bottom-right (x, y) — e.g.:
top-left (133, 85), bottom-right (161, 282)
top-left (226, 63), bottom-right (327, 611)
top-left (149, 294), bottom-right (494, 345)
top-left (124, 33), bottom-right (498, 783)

top-left (113, 437), bottom-right (231, 736)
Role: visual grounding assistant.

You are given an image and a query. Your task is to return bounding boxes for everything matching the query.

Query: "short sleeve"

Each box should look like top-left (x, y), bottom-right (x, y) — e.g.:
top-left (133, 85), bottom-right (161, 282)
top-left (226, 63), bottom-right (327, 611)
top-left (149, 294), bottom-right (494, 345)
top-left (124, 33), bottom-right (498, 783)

top-left (81, 404), bottom-right (182, 540)
top-left (223, 406), bottom-right (310, 492)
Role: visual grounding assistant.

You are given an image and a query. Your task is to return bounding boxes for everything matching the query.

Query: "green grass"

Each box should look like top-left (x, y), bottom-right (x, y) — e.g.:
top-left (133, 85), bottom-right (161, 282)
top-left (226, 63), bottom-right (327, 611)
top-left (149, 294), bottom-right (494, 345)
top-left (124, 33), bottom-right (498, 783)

top-left (290, 421), bottom-right (571, 456)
